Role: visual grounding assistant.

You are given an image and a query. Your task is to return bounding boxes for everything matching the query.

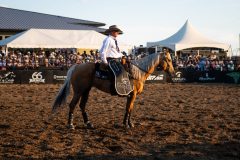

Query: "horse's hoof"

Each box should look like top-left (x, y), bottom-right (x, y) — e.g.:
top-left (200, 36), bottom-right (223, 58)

top-left (124, 123), bottom-right (134, 129)
top-left (128, 123), bottom-right (135, 128)
top-left (86, 122), bottom-right (94, 129)
top-left (124, 125), bottom-right (130, 129)
top-left (67, 124), bottom-right (75, 130)
top-left (113, 124), bottom-right (121, 129)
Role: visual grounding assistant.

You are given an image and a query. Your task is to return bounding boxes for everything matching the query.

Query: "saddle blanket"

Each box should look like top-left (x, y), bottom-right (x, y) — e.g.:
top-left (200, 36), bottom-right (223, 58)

top-left (95, 61), bottom-right (133, 96)
top-left (109, 60), bottom-right (133, 96)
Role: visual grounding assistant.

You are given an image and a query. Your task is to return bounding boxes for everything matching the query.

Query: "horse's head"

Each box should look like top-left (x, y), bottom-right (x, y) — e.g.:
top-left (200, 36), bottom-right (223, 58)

top-left (159, 51), bottom-right (175, 77)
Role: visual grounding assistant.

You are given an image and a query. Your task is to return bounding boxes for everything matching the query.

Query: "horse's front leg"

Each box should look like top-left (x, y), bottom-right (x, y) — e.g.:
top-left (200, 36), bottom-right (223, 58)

top-left (123, 92), bottom-right (137, 128)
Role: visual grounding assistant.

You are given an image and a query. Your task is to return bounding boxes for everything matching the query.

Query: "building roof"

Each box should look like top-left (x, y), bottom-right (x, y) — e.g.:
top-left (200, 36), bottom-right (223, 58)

top-left (0, 6), bottom-right (106, 32)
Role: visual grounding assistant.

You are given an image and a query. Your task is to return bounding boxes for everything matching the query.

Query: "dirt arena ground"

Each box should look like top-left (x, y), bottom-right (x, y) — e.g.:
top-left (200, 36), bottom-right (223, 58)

top-left (0, 83), bottom-right (239, 160)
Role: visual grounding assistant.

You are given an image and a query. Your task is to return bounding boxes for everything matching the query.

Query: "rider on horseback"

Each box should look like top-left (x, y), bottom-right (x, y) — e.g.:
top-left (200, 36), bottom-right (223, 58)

top-left (99, 25), bottom-right (124, 64)
top-left (99, 25), bottom-right (133, 96)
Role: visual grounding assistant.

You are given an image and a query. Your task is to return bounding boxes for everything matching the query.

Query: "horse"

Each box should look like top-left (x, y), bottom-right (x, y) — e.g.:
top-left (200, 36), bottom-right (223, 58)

top-left (52, 51), bottom-right (175, 129)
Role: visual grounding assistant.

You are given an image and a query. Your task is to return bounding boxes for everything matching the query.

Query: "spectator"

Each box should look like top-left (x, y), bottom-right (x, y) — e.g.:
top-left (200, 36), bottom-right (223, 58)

top-left (227, 61), bottom-right (234, 71)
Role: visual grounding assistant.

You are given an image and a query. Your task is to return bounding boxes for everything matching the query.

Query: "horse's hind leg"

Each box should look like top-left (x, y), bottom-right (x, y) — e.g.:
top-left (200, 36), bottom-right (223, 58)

top-left (68, 93), bottom-right (81, 130)
top-left (79, 89), bottom-right (93, 129)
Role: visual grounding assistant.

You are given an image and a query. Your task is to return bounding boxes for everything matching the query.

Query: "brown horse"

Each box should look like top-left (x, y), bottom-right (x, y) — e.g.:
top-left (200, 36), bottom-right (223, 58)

top-left (52, 51), bottom-right (175, 129)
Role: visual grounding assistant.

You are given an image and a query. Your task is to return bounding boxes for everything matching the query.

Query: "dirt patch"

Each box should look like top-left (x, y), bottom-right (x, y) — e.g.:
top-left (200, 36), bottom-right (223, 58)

top-left (0, 83), bottom-right (239, 159)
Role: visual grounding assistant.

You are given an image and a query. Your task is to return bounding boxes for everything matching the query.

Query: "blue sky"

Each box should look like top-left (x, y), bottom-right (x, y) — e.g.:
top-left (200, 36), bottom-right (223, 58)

top-left (0, 0), bottom-right (239, 53)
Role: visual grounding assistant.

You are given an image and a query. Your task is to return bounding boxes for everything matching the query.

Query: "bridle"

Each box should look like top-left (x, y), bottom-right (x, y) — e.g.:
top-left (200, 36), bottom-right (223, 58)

top-left (161, 52), bottom-right (173, 75)
top-left (163, 51), bottom-right (173, 68)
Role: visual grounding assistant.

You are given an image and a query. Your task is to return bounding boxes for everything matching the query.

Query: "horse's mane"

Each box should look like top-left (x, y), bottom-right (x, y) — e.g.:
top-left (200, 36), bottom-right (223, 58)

top-left (130, 52), bottom-right (161, 80)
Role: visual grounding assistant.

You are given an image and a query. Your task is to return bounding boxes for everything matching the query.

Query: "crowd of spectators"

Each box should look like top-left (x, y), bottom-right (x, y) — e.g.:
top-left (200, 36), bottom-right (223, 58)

top-left (134, 51), bottom-right (240, 72)
top-left (0, 49), bottom-right (100, 70)
top-left (173, 54), bottom-right (240, 72)
top-left (0, 49), bottom-right (239, 72)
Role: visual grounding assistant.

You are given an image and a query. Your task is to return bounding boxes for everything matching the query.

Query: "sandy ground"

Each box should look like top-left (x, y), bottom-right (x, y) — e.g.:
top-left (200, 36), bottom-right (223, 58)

top-left (0, 83), bottom-right (240, 160)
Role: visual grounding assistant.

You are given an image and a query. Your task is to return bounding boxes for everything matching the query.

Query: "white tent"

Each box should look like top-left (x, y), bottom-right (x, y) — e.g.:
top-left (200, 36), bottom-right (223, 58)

top-left (0, 28), bottom-right (132, 51)
top-left (147, 20), bottom-right (230, 53)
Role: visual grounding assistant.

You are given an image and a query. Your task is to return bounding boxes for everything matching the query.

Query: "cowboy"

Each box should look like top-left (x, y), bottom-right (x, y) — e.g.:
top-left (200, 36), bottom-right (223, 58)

top-left (99, 25), bottom-right (133, 96)
top-left (99, 25), bottom-right (124, 64)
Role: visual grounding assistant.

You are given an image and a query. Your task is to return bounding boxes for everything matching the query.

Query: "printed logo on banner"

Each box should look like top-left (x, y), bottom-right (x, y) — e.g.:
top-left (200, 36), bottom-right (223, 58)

top-left (199, 72), bottom-right (215, 81)
top-left (0, 72), bottom-right (16, 83)
top-left (226, 72), bottom-right (240, 84)
top-left (147, 74), bottom-right (164, 81)
top-left (172, 71), bottom-right (186, 82)
top-left (53, 75), bottom-right (67, 81)
top-left (29, 72), bottom-right (45, 83)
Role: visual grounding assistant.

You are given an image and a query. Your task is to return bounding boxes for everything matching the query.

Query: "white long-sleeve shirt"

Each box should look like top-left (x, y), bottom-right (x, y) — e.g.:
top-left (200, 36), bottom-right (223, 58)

top-left (99, 35), bottom-right (123, 63)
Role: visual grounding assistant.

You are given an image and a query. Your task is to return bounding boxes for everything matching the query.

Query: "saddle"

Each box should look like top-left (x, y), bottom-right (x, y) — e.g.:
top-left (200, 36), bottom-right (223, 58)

top-left (95, 60), bottom-right (133, 96)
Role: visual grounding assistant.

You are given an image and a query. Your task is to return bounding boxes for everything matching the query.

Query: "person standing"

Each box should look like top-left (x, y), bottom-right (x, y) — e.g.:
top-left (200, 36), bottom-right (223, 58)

top-left (99, 25), bottom-right (124, 64)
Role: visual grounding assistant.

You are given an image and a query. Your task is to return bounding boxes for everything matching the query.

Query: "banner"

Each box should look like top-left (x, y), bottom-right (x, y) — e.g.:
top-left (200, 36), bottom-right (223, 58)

top-left (0, 71), bottom-right (16, 84)
top-left (146, 71), bottom-right (166, 83)
top-left (20, 70), bottom-right (52, 84)
top-left (52, 70), bottom-right (67, 83)
top-left (0, 70), bottom-right (239, 84)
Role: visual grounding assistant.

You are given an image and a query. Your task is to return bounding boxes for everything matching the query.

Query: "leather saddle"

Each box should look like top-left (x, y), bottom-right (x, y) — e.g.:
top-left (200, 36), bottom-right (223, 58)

top-left (95, 61), bottom-right (133, 96)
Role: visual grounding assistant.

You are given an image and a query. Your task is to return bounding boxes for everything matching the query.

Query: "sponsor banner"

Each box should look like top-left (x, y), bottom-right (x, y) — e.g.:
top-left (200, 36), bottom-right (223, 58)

top-left (0, 70), bottom-right (239, 84)
top-left (147, 74), bottom-right (164, 81)
top-left (29, 72), bottom-right (45, 83)
top-left (198, 72), bottom-right (216, 82)
top-left (196, 71), bottom-right (224, 83)
top-left (20, 70), bottom-right (53, 84)
top-left (0, 71), bottom-right (16, 84)
top-left (172, 71), bottom-right (187, 83)
top-left (146, 71), bottom-right (165, 83)
top-left (52, 70), bottom-right (67, 83)
top-left (225, 72), bottom-right (240, 84)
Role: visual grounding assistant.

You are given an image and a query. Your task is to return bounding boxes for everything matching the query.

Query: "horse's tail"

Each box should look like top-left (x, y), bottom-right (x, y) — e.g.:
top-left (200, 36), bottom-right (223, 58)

top-left (52, 64), bottom-right (77, 112)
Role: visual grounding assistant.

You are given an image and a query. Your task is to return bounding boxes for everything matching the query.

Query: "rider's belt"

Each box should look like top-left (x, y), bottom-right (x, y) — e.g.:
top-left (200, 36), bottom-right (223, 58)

top-left (107, 57), bottom-right (121, 63)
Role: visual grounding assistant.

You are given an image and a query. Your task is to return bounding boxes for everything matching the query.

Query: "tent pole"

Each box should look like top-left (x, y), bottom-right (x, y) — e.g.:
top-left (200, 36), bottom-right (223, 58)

top-left (5, 47), bottom-right (8, 57)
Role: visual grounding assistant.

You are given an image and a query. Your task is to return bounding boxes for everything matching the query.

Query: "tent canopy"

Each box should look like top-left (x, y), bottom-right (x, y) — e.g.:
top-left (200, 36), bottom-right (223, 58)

top-left (0, 28), bottom-right (132, 51)
top-left (147, 20), bottom-right (230, 52)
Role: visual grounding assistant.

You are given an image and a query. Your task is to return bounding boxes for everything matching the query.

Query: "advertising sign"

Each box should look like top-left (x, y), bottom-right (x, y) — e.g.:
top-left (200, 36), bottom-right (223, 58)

top-left (146, 71), bottom-right (165, 83)
top-left (0, 69), bottom-right (238, 84)
top-left (172, 71), bottom-right (186, 83)
top-left (0, 71), bottom-right (16, 84)
top-left (29, 72), bottom-right (45, 83)
top-left (52, 70), bottom-right (67, 83)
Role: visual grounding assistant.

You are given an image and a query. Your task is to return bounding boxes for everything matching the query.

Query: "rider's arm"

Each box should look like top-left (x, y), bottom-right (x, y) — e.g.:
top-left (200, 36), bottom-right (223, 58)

top-left (99, 38), bottom-right (111, 64)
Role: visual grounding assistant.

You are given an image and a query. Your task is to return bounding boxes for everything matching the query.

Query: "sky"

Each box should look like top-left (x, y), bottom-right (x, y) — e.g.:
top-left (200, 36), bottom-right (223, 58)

top-left (0, 0), bottom-right (240, 54)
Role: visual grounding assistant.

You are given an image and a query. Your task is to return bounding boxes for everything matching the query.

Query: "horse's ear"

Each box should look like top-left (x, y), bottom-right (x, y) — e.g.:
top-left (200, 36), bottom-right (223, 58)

top-left (121, 56), bottom-right (127, 65)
